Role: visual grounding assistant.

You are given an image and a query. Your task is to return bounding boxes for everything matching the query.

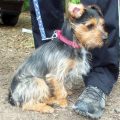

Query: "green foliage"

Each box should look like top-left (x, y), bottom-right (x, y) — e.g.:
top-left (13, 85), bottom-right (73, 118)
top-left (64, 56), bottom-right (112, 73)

top-left (22, 0), bottom-right (30, 11)
top-left (70, 0), bottom-right (81, 4)
top-left (22, 0), bottom-right (80, 11)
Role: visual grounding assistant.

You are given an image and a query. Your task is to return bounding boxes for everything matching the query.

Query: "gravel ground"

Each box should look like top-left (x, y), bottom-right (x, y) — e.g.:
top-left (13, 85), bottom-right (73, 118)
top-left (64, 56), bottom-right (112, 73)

top-left (0, 12), bottom-right (120, 120)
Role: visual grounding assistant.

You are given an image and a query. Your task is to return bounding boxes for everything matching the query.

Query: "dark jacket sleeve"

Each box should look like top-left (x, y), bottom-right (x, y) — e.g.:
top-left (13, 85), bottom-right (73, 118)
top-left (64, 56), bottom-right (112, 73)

top-left (81, 0), bottom-right (119, 95)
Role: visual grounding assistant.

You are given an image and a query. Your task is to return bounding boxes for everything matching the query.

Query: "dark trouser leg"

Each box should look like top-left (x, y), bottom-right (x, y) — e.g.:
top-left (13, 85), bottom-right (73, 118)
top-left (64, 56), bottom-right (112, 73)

top-left (30, 0), bottom-right (64, 48)
top-left (81, 0), bottom-right (119, 95)
top-left (73, 0), bottom-right (119, 118)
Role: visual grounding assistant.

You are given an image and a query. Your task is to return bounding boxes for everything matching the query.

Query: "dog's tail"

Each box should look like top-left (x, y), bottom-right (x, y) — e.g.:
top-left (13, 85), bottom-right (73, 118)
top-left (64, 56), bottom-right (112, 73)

top-left (8, 90), bottom-right (23, 106)
top-left (8, 91), bottom-right (16, 106)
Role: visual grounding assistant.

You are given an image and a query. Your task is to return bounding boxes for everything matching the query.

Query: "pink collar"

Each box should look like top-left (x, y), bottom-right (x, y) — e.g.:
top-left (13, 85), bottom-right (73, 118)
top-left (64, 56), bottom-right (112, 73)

top-left (56, 30), bottom-right (80, 49)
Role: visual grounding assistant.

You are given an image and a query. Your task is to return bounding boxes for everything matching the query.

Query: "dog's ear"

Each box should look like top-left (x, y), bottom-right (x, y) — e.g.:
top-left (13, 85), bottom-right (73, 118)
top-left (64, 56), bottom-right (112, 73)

top-left (87, 5), bottom-right (103, 17)
top-left (68, 2), bottom-right (85, 19)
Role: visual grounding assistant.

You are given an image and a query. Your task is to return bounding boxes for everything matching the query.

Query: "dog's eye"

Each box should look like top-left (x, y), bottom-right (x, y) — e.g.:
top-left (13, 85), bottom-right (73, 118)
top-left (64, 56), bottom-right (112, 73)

top-left (87, 24), bottom-right (94, 30)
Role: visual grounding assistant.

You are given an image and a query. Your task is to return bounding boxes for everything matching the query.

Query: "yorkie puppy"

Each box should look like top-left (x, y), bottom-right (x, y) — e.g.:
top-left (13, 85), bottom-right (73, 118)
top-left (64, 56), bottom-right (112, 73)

top-left (8, 4), bottom-right (107, 113)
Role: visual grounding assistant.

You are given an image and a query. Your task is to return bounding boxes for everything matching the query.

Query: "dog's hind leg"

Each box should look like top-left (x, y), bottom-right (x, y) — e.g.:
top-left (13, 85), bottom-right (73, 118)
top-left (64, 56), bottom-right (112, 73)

top-left (10, 77), bottom-right (54, 113)
top-left (22, 102), bottom-right (54, 113)
top-left (21, 78), bottom-right (54, 113)
top-left (45, 74), bottom-right (68, 108)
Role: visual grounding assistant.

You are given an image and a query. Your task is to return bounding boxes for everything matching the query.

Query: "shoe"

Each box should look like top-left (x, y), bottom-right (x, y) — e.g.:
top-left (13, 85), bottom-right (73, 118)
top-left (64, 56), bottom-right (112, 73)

top-left (73, 86), bottom-right (106, 119)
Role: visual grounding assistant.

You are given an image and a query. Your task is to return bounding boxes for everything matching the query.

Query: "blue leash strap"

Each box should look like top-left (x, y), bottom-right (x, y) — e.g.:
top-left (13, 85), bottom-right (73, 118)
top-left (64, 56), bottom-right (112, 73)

top-left (33, 0), bottom-right (47, 40)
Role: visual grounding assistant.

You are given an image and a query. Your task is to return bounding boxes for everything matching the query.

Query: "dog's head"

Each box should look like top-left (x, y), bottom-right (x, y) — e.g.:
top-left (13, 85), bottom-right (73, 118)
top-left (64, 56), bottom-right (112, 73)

top-left (63, 3), bottom-right (108, 49)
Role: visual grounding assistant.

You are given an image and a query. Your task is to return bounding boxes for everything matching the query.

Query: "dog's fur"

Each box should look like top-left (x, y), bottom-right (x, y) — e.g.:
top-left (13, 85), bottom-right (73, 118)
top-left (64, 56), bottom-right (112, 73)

top-left (8, 4), bottom-right (107, 113)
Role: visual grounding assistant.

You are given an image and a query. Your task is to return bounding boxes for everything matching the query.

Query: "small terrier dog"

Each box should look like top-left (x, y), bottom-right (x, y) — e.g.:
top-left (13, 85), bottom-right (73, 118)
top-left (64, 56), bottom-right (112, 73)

top-left (8, 4), bottom-right (107, 113)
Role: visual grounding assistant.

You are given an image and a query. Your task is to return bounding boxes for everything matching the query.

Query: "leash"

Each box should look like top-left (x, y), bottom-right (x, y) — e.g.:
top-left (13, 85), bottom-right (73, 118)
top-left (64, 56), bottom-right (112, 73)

top-left (32, 0), bottom-right (81, 46)
top-left (33, 0), bottom-right (47, 40)
top-left (33, 0), bottom-right (59, 41)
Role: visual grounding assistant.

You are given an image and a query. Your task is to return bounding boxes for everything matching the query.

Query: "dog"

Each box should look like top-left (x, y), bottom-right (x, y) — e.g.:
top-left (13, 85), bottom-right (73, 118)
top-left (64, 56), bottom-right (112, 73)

top-left (8, 4), bottom-right (107, 113)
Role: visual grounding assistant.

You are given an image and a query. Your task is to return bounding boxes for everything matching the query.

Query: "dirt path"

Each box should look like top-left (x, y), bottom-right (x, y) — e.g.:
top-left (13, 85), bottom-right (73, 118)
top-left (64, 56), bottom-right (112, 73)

top-left (0, 12), bottom-right (120, 120)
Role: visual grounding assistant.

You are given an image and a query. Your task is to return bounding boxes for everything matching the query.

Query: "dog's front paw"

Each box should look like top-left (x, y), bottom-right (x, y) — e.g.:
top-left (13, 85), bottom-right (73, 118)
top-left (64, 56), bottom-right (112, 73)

top-left (42, 105), bottom-right (55, 113)
top-left (22, 102), bottom-right (54, 113)
top-left (57, 98), bottom-right (68, 108)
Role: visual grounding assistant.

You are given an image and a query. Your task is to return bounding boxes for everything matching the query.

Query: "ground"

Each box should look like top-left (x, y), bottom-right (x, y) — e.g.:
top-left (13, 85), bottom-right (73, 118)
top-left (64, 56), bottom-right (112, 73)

top-left (0, 12), bottom-right (120, 120)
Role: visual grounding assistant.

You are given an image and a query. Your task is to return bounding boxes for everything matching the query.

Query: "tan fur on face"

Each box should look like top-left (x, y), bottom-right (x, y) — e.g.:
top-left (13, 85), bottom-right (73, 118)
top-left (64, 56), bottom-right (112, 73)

top-left (73, 18), bottom-right (107, 49)
top-left (85, 18), bottom-right (98, 26)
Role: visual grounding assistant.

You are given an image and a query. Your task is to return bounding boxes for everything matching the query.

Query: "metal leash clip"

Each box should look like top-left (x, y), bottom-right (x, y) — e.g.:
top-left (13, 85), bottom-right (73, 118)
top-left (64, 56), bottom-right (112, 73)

top-left (42, 31), bottom-right (57, 41)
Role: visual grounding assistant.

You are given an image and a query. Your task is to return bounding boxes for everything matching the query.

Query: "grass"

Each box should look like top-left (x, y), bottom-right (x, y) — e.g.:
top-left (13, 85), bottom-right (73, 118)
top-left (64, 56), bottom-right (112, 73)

top-left (22, 0), bottom-right (81, 12)
top-left (70, 0), bottom-right (81, 4)
top-left (22, 0), bottom-right (30, 11)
